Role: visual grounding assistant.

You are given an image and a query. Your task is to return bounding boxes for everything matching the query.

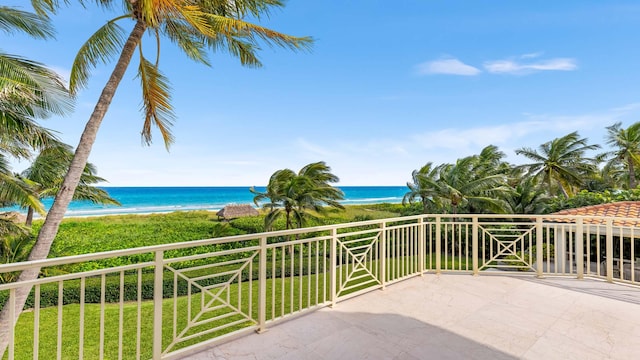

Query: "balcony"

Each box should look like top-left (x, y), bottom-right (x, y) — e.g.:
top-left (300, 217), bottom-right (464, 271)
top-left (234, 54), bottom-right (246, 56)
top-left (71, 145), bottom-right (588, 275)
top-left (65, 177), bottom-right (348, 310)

top-left (188, 275), bottom-right (640, 359)
top-left (1, 214), bottom-right (640, 359)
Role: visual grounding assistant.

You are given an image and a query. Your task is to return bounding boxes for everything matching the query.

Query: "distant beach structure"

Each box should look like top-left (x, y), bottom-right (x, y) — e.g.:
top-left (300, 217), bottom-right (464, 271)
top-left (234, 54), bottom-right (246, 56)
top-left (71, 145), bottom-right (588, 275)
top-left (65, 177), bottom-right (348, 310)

top-left (216, 204), bottom-right (259, 220)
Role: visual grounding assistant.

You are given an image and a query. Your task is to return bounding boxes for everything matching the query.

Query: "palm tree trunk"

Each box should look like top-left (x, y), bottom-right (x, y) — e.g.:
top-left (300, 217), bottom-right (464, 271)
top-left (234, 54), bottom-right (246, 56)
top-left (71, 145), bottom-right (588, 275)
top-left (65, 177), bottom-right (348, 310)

top-left (629, 155), bottom-right (637, 189)
top-left (559, 184), bottom-right (570, 199)
top-left (25, 207), bottom-right (33, 227)
top-left (284, 207), bottom-right (293, 231)
top-left (0, 21), bottom-right (147, 356)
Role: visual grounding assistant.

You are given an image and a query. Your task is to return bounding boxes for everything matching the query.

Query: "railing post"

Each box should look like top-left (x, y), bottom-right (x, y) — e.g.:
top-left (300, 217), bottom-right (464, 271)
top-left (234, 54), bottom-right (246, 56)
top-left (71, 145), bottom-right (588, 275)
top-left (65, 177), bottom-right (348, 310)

top-left (418, 217), bottom-right (425, 276)
top-left (575, 219), bottom-right (584, 280)
top-left (380, 222), bottom-right (387, 289)
top-left (8, 288), bottom-right (15, 360)
top-left (435, 216), bottom-right (442, 274)
top-left (536, 218), bottom-right (544, 278)
top-left (330, 228), bottom-right (338, 306)
top-left (472, 217), bottom-right (478, 276)
top-left (153, 250), bottom-right (164, 359)
top-left (606, 219), bottom-right (614, 283)
top-left (257, 236), bottom-right (268, 333)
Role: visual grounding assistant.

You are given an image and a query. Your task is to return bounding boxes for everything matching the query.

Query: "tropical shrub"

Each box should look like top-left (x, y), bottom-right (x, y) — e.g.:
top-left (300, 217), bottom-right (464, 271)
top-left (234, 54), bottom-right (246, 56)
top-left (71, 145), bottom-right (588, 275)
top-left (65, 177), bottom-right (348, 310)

top-left (548, 189), bottom-right (640, 212)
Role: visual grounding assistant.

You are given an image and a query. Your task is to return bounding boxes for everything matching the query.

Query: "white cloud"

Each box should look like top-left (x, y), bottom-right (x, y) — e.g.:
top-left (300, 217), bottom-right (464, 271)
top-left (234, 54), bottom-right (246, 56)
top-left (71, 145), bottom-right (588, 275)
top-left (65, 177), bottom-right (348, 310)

top-left (411, 122), bottom-right (545, 151)
top-left (410, 105), bottom-right (637, 160)
top-left (416, 58), bottom-right (481, 76)
top-left (416, 53), bottom-right (576, 77)
top-left (610, 102), bottom-right (640, 114)
top-left (484, 57), bottom-right (577, 74)
top-left (520, 52), bottom-right (544, 59)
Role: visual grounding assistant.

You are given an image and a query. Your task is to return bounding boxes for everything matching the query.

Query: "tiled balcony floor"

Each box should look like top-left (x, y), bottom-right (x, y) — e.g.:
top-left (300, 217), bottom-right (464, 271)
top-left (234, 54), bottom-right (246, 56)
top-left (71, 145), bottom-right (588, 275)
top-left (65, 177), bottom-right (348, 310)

top-left (185, 274), bottom-right (640, 360)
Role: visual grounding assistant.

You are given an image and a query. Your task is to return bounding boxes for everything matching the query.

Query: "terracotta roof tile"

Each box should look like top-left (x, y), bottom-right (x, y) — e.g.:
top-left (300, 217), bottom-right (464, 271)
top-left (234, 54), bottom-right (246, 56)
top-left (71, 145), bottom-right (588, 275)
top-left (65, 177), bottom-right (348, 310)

top-left (550, 201), bottom-right (640, 226)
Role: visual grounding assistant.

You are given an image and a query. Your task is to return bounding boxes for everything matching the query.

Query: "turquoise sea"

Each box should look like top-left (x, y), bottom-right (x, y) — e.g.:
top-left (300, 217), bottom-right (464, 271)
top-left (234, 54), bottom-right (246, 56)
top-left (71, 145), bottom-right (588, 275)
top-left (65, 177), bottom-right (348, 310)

top-left (3, 186), bottom-right (407, 218)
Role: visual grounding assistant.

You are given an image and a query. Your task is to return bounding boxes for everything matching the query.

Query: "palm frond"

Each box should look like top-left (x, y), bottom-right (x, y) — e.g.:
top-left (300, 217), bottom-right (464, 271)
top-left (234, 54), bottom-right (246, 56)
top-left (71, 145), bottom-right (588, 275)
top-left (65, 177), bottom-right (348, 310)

top-left (206, 14), bottom-right (312, 52)
top-left (29, 0), bottom-right (58, 17)
top-left (0, 112), bottom-right (59, 155)
top-left (0, 53), bottom-right (72, 117)
top-left (0, 173), bottom-right (44, 215)
top-left (177, 5), bottom-right (216, 38)
top-left (208, 34), bottom-right (262, 67)
top-left (72, 185), bottom-right (120, 205)
top-left (264, 208), bottom-right (282, 231)
top-left (163, 18), bottom-right (210, 65)
top-left (200, 0), bottom-right (285, 19)
top-left (20, 143), bottom-right (71, 186)
top-left (0, 6), bottom-right (54, 38)
top-left (137, 54), bottom-right (175, 148)
top-left (69, 19), bottom-right (126, 94)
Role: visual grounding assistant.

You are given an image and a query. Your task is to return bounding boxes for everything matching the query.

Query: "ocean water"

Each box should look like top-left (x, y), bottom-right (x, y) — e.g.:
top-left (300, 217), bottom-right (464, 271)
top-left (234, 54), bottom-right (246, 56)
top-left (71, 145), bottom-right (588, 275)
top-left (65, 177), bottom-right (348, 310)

top-left (3, 186), bottom-right (407, 218)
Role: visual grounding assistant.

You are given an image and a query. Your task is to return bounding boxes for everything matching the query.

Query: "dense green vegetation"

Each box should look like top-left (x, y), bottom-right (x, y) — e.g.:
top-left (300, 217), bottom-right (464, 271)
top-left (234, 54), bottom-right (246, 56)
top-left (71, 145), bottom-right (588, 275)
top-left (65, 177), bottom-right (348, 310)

top-left (403, 125), bottom-right (640, 216)
top-left (13, 206), bottom-right (400, 260)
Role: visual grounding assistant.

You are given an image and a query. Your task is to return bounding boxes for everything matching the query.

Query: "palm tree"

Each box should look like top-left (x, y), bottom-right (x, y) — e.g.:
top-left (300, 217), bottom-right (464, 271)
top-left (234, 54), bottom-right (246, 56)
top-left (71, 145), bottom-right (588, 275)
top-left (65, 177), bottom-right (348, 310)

top-left (433, 155), bottom-right (511, 215)
top-left (0, 6), bottom-right (70, 151)
top-left (1, 0), bottom-right (311, 352)
top-left (251, 162), bottom-right (344, 231)
top-left (252, 168), bottom-right (299, 231)
top-left (505, 175), bottom-right (551, 214)
top-left (0, 157), bottom-right (44, 220)
top-left (583, 161), bottom-right (625, 192)
top-left (19, 143), bottom-right (120, 226)
top-left (472, 144), bottom-right (511, 177)
top-left (515, 131), bottom-right (601, 198)
top-left (403, 162), bottom-right (441, 213)
top-left (0, 4), bottom-right (70, 239)
top-left (0, 234), bottom-right (33, 283)
top-left (604, 121), bottom-right (640, 189)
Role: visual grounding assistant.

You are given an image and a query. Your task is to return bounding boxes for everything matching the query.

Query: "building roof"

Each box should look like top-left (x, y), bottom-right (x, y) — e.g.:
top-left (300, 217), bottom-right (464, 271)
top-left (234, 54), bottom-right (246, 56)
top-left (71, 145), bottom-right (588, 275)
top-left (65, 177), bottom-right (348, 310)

top-left (550, 201), bottom-right (640, 226)
top-left (216, 204), bottom-right (259, 219)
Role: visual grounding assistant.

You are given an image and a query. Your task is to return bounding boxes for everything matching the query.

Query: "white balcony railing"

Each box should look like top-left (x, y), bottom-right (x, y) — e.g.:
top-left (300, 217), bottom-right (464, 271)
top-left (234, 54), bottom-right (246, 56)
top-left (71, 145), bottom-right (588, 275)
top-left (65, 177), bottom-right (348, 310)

top-left (0, 214), bottom-right (639, 359)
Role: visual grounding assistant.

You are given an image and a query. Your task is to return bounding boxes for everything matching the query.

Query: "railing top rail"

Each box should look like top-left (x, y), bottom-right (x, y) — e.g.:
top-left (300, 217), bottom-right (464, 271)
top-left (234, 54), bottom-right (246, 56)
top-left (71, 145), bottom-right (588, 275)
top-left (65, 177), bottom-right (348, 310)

top-left (1, 213), bottom-right (638, 274)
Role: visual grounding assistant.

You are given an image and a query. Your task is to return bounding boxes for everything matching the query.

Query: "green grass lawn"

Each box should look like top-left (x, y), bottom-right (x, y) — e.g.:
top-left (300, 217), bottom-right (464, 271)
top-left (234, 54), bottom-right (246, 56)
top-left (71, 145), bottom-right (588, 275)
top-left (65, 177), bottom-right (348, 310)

top-left (11, 273), bottom-right (332, 360)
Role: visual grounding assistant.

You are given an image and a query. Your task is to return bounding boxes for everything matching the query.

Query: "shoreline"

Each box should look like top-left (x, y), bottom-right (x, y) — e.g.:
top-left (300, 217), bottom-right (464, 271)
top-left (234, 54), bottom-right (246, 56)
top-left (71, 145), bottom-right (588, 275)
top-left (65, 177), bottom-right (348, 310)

top-left (27, 201), bottom-right (405, 220)
top-left (5, 186), bottom-right (408, 220)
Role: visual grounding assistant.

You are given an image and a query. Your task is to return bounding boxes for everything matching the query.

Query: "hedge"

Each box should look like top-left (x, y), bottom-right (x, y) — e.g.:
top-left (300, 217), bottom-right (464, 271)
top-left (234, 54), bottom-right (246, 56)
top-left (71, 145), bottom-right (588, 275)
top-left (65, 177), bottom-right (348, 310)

top-left (0, 254), bottom-right (333, 310)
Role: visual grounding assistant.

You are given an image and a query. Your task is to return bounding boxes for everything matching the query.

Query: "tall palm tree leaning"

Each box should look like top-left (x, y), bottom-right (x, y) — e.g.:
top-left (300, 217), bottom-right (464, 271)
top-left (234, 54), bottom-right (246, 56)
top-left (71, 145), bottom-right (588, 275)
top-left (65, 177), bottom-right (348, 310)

top-left (0, 0), bottom-right (311, 353)
top-left (604, 121), bottom-right (640, 189)
top-left (515, 131), bottom-right (601, 198)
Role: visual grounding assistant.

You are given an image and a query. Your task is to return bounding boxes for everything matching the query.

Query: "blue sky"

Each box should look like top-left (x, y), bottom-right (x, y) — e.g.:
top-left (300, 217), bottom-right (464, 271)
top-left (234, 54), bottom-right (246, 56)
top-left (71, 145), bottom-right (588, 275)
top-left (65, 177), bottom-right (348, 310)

top-left (6, 0), bottom-right (640, 186)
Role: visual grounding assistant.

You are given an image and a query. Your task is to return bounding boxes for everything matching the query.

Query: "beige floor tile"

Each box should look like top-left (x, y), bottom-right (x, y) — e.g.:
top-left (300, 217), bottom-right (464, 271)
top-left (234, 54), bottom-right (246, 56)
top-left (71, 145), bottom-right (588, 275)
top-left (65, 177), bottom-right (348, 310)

top-left (184, 275), bottom-right (640, 360)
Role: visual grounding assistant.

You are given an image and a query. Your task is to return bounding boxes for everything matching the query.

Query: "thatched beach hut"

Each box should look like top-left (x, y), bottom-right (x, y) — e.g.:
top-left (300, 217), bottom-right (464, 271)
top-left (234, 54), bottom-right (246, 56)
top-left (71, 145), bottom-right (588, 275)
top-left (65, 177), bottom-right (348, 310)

top-left (0, 211), bottom-right (27, 224)
top-left (216, 204), bottom-right (259, 220)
